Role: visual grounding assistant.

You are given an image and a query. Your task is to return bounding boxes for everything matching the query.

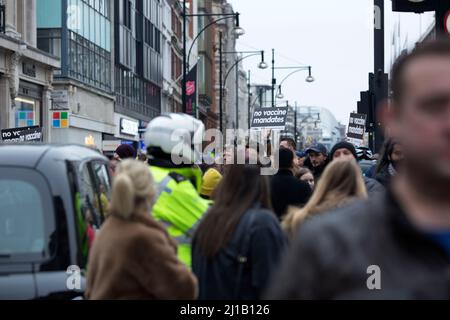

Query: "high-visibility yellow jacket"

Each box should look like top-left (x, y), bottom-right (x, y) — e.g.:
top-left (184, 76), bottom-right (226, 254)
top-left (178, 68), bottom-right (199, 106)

top-left (149, 165), bottom-right (211, 268)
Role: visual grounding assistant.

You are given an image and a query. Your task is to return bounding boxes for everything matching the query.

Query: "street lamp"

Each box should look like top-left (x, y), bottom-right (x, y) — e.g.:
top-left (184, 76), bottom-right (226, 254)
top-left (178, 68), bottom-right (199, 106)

top-left (221, 50), bottom-right (267, 130)
top-left (271, 48), bottom-right (314, 107)
top-left (276, 87), bottom-right (284, 100)
top-left (182, 0), bottom-right (244, 116)
top-left (275, 66), bottom-right (315, 101)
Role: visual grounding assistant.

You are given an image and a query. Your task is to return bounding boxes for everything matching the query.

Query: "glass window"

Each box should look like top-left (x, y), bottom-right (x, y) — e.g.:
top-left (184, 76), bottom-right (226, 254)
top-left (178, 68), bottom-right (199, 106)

top-left (0, 169), bottom-right (54, 259)
top-left (79, 163), bottom-right (103, 230)
top-left (89, 7), bottom-right (95, 43)
top-left (105, 21), bottom-right (110, 51)
top-left (90, 162), bottom-right (111, 217)
top-left (95, 11), bottom-right (101, 47)
top-left (14, 98), bottom-right (40, 128)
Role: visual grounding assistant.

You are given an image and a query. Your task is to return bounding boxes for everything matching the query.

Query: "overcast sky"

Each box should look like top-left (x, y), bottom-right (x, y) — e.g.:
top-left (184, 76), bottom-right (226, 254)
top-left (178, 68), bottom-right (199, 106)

top-left (228, 0), bottom-right (434, 125)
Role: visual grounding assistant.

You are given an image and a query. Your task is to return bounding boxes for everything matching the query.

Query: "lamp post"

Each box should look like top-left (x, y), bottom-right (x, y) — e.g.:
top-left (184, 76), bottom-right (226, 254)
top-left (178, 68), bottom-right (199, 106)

top-left (221, 50), bottom-right (267, 130)
top-left (272, 59), bottom-right (315, 106)
top-left (275, 66), bottom-right (314, 100)
top-left (247, 70), bottom-right (251, 129)
top-left (271, 49), bottom-right (275, 107)
top-left (182, 1), bottom-right (244, 116)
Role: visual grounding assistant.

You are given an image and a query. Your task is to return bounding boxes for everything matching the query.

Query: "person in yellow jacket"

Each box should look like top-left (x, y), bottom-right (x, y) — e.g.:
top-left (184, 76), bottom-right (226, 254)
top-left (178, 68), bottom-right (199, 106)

top-left (144, 113), bottom-right (211, 268)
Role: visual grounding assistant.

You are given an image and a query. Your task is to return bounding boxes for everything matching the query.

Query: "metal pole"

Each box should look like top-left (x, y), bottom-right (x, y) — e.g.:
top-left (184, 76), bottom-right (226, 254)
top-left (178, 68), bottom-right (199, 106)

top-left (271, 49), bottom-right (275, 107)
top-left (235, 56), bottom-right (239, 129)
top-left (182, 0), bottom-right (187, 114)
top-left (294, 101), bottom-right (298, 147)
top-left (219, 32), bottom-right (223, 132)
top-left (247, 70), bottom-right (251, 130)
top-left (374, 0), bottom-right (385, 152)
top-left (435, 3), bottom-right (447, 36)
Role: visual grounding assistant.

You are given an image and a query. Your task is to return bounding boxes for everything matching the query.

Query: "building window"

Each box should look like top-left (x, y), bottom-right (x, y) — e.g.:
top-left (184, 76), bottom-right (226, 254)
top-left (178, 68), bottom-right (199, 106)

top-left (37, 29), bottom-right (62, 76)
top-left (115, 65), bottom-right (161, 119)
top-left (0, 3), bottom-right (5, 34)
top-left (67, 31), bottom-right (111, 91)
top-left (67, 0), bottom-right (111, 51)
top-left (123, 0), bottom-right (132, 29)
top-left (14, 98), bottom-right (41, 128)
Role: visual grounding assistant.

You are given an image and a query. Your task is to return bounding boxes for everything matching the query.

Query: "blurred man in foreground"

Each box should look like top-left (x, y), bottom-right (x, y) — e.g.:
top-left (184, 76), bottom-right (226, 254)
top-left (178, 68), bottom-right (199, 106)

top-left (267, 39), bottom-right (450, 299)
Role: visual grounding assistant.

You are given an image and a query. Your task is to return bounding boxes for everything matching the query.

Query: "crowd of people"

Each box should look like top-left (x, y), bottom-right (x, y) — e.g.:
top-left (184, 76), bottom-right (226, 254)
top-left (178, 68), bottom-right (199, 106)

top-left (84, 38), bottom-right (450, 300)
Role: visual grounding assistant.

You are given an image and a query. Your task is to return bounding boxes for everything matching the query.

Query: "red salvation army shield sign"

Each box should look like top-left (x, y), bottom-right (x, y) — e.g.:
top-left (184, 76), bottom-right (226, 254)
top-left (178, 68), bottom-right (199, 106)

top-left (186, 81), bottom-right (196, 96)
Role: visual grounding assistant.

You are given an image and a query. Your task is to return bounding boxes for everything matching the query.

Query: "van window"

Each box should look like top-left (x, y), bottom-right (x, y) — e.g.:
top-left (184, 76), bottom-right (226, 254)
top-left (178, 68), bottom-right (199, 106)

top-left (79, 163), bottom-right (104, 229)
top-left (73, 161), bottom-right (111, 267)
top-left (0, 169), bottom-right (54, 260)
top-left (90, 162), bottom-right (111, 218)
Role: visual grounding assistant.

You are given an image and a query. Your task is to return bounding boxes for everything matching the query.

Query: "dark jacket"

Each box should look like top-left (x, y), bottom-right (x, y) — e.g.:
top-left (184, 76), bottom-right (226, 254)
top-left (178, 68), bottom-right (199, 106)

top-left (305, 157), bottom-right (329, 181)
top-left (192, 207), bottom-right (287, 300)
top-left (270, 169), bottom-right (312, 219)
top-left (374, 165), bottom-right (393, 187)
top-left (364, 176), bottom-right (384, 195)
top-left (265, 190), bottom-right (450, 299)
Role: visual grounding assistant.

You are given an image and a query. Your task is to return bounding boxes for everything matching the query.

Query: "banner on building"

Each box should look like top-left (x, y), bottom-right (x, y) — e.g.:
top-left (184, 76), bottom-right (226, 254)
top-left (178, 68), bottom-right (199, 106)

top-left (251, 107), bottom-right (288, 131)
top-left (1, 126), bottom-right (43, 143)
top-left (347, 113), bottom-right (367, 146)
top-left (185, 64), bottom-right (198, 116)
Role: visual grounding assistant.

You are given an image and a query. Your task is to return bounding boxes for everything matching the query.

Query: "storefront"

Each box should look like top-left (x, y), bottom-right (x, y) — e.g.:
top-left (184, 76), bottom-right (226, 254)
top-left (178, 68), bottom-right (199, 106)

top-left (14, 81), bottom-right (42, 128)
top-left (0, 43), bottom-right (59, 141)
top-left (113, 113), bottom-right (140, 151)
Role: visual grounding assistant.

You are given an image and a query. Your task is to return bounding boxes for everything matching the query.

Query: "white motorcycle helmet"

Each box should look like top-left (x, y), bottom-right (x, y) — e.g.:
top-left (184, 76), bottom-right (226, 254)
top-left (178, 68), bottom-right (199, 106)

top-left (144, 113), bottom-right (205, 163)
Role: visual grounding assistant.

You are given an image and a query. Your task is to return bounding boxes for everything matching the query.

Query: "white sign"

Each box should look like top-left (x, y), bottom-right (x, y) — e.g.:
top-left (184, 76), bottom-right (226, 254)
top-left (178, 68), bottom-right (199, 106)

top-left (51, 90), bottom-right (69, 109)
top-left (120, 118), bottom-right (139, 136)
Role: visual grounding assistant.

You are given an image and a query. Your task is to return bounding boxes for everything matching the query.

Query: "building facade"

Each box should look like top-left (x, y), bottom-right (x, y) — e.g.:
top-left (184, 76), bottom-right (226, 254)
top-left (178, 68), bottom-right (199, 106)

top-left (35, 0), bottom-right (164, 153)
top-left (113, 0), bottom-right (163, 153)
top-left (37, 0), bottom-right (115, 150)
top-left (237, 64), bottom-right (248, 130)
top-left (198, 0), bottom-right (218, 129)
top-left (213, 0), bottom-right (238, 131)
top-left (388, 6), bottom-right (435, 67)
top-left (297, 106), bottom-right (342, 151)
top-left (0, 0), bottom-right (59, 141)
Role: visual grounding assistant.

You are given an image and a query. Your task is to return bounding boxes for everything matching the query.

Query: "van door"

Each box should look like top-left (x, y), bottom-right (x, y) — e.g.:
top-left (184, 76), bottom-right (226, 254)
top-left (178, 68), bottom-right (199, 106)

top-left (0, 168), bottom-right (56, 300)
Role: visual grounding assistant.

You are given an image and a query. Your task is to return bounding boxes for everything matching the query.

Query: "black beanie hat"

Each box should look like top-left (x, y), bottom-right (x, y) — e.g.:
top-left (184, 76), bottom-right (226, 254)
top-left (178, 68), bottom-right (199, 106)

top-left (330, 141), bottom-right (357, 160)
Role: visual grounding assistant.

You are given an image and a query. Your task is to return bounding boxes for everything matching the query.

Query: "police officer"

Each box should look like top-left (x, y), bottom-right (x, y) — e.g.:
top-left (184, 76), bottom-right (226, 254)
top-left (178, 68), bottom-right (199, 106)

top-left (144, 113), bottom-right (211, 268)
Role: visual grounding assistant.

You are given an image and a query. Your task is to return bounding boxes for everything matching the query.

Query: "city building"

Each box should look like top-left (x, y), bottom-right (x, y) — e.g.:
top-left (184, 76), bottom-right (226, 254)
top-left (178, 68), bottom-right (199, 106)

top-left (0, 0), bottom-right (59, 140)
top-left (36, 0), bottom-right (164, 153)
top-left (237, 64), bottom-right (248, 130)
top-left (36, 0), bottom-right (115, 150)
top-left (161, 0), bottom-right (198, 116)
top-left (197, 0), bottom-right (218, 129)
top-left (113, 0), bottom-right (163, 153)
top-left (296, 106), bottom-right (343, 151)
top-left (250, 84), bottom-right (272, 109)
top-left (388, 6), bottom-right (435, 66)
top-left (213, 0), bottom-right (242, 131)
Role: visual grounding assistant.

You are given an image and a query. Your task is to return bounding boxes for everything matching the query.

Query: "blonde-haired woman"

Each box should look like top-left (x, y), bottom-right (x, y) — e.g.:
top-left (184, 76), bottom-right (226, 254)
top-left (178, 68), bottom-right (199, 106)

top-left (283, 159), bottom-right (368, 239)
top-left (85, 159), bottom-right (198, 300)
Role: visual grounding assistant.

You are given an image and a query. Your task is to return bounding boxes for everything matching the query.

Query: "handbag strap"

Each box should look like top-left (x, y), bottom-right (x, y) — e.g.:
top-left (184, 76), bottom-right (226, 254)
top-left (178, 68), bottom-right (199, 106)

top-left (233, 209), bottom-right (258, 299)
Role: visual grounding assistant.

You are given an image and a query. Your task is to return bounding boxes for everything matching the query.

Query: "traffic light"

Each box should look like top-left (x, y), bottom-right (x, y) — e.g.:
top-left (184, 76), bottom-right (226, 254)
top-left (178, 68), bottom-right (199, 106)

top-left (435, 1), bottom-right (450, 34)
top-left (358, 90), bottom-right (374, 133)
top-left (392, 0), bottom-right (436, 13)
top-left (392, 0), bottom-right (450, 35)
